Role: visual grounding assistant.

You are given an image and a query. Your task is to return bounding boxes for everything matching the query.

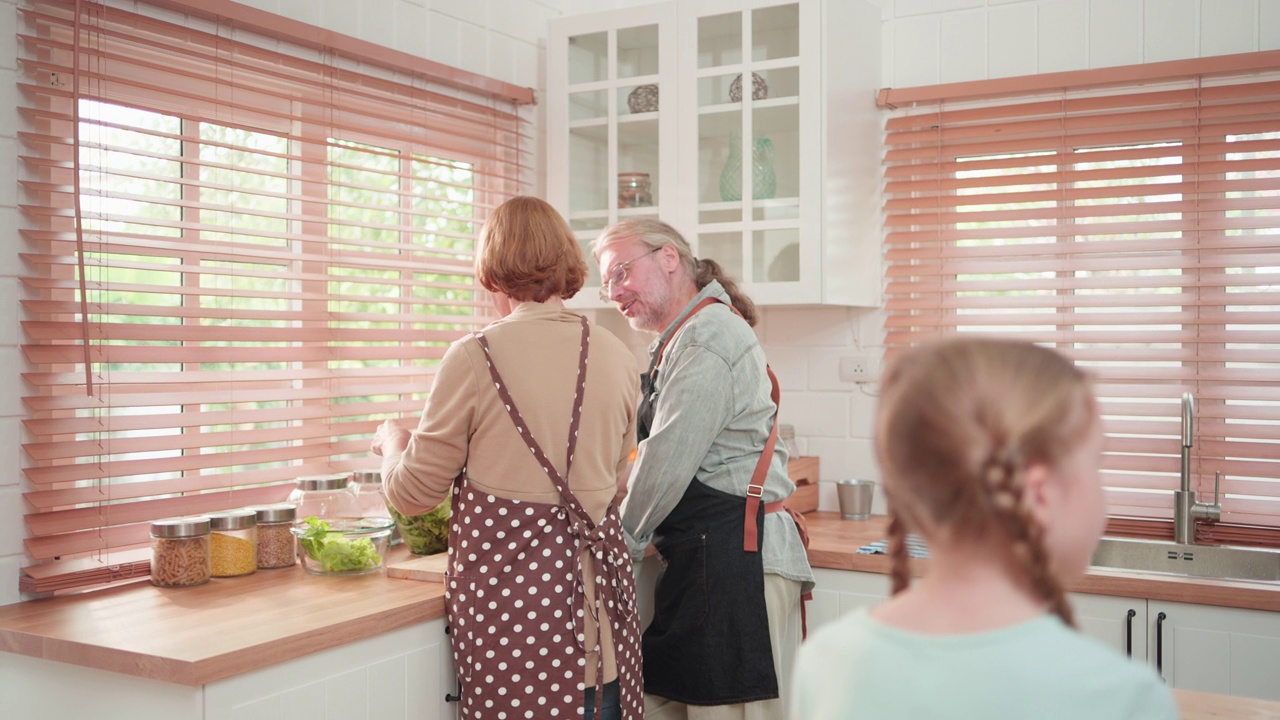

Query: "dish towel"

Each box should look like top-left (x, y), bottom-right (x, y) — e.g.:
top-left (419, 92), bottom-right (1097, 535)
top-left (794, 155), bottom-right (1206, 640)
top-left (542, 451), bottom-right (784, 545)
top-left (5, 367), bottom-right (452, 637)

top-left (855, 535), bottom-right (930, 559)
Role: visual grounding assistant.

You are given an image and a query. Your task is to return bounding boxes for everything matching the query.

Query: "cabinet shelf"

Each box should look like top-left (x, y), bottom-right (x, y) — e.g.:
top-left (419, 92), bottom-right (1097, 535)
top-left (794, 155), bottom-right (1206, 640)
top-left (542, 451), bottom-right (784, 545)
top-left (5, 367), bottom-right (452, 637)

top-left (569, 206), bottom-right (662, 222)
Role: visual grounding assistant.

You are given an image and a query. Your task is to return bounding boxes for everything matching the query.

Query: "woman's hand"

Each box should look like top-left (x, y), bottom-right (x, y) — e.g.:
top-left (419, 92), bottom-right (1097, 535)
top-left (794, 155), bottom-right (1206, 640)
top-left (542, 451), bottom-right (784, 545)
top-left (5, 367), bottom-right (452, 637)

top-left (371, 418), bottom-right (412, 457)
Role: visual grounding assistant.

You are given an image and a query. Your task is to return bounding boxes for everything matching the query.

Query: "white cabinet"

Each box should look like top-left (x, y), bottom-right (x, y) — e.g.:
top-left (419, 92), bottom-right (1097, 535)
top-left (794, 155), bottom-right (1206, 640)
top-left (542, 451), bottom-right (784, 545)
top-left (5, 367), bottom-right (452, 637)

top-left (0, 618), bottom-right (458, 720)
top-left (1070, 591), bottom-right (1148, 662)
top-left (547, 0), bottom-right (882, 308)
top-left (1071, 592), bottom-right (1280, 702)
top-left (805, 567), bottom-right (890, 634)
top-left (1148, 600), bottom-right (1280, 701)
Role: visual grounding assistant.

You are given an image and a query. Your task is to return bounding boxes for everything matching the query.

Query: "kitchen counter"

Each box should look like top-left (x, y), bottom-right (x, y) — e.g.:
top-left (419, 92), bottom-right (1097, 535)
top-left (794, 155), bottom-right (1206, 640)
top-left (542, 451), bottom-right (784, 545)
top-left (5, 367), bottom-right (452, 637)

top-left (0, 545), bottom-right (443, 685)
top-left (804, 512), bottom-right (1280, 612)
top-left (2, 514), bottom-right (1280, 720)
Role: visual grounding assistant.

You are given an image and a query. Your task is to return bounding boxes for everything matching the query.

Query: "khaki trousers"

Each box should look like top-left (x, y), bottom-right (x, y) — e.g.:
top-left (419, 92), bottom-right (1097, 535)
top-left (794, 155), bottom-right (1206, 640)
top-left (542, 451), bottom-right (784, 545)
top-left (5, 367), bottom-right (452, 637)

top-left (643, 573), bottom-right (803, 720)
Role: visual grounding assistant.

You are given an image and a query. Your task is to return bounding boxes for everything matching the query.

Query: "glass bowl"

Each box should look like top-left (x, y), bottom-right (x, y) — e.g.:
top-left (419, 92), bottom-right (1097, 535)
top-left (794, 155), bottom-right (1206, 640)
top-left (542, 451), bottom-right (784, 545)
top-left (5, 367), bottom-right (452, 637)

top-left (387, 494), bottom-right (451, 557)
top-left (291, 516), bottom-right (394, 576)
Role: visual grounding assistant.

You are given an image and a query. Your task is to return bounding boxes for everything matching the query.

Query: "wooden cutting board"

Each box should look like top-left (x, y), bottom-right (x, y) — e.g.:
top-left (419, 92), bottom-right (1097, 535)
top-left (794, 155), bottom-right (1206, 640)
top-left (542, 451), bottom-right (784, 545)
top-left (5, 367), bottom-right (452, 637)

top-left (386, 552), bottom-right (448, 582)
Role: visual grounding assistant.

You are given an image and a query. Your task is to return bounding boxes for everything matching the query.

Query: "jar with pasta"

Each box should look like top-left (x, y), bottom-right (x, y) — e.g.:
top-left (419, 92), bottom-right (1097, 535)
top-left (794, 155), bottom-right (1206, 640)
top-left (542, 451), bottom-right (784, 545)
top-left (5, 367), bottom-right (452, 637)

top-left (151, 517), bottom-right (212, 587)
top-left (249, 503), bottom-right (297, 569)
top-left (207, 509), bottom-right (258, 577)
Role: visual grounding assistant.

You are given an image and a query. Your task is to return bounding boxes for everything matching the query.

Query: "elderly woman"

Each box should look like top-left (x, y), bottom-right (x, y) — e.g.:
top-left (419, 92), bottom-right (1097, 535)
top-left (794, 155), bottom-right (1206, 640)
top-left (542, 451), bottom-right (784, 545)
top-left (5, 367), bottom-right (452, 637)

top-left (373, 196), bottom-right (642, 720)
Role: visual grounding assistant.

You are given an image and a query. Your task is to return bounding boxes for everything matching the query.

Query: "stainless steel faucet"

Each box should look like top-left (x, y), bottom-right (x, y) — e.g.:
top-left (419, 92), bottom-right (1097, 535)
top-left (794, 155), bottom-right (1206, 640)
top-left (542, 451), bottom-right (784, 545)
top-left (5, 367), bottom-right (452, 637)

top-left (1173, 392), bottom-right (1222, 544)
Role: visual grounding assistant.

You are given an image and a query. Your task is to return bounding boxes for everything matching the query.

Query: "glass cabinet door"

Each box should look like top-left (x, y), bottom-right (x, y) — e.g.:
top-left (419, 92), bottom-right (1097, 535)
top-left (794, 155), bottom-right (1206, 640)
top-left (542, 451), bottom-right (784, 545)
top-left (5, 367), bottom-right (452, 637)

top-left (558, 14), bottom-right (672, 291)
top-left (692, 2), bottom-right (803, 287)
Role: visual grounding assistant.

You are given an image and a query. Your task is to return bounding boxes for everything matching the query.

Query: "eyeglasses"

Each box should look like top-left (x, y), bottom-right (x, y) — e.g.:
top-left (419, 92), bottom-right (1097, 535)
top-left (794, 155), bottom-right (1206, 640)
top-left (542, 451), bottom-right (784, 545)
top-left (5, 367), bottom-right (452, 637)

top-left (598, 246), bottom-right (662, 301)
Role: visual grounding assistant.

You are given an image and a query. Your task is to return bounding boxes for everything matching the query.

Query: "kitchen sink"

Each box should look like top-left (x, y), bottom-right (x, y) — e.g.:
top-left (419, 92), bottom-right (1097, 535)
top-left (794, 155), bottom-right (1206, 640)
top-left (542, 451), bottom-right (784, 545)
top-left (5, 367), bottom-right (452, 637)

top-left (1090, 537), bottom-right (1280, 583)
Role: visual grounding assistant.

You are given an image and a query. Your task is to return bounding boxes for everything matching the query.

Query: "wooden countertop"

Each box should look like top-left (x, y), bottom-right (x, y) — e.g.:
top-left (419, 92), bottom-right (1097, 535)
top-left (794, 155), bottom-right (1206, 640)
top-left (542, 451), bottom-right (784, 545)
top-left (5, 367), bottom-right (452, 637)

top-left (0, 545), bottom-right (444, 685)
top-left (2, 512), bottom-right (1280, 720)
top-left (805, 512), bottom-right (1280, 612)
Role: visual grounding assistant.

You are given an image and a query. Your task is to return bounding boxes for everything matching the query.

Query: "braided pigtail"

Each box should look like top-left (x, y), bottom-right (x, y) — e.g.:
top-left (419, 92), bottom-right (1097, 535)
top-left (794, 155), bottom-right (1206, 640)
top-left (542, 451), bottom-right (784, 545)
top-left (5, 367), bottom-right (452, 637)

top-left (885, 513), bottom-right (911, 596)
top-left (983, 451), bottom-right (1076, 627)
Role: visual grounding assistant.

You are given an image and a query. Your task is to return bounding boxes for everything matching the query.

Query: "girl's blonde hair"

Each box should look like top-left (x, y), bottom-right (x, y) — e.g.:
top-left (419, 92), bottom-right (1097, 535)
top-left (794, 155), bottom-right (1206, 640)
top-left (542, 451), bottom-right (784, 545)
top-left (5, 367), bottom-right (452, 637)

top-left (591, 218), bottom-right (758, 326)
top-left (875, 336), bottom-right (1097, 626)
top-left (476, 196), bottom-right (587, 302)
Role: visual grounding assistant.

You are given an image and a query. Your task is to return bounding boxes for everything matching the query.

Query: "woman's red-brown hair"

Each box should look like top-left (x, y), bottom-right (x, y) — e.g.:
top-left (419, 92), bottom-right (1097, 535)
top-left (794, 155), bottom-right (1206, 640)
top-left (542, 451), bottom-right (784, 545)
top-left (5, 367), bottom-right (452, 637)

top-left (476, 196), bottom-right (587, 302)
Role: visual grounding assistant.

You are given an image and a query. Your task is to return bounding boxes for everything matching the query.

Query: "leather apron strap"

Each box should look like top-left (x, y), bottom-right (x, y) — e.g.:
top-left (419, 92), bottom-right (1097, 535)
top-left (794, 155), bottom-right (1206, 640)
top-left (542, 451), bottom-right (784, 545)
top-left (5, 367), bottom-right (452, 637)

top-left (648, 296), bottom-right (781, 553)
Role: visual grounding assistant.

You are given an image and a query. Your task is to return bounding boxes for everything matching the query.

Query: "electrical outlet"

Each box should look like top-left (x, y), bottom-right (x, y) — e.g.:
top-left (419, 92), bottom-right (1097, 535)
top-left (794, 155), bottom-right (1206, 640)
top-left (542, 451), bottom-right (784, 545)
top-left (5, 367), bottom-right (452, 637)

top-left (839, 354), bottom-right (876, 383)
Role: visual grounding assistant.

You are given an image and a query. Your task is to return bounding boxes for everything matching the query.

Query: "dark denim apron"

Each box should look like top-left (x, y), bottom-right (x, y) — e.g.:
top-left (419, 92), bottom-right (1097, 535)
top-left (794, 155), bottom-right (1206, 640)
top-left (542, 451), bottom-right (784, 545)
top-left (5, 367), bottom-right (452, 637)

top-left (636, 298), bottom-right (780, 705)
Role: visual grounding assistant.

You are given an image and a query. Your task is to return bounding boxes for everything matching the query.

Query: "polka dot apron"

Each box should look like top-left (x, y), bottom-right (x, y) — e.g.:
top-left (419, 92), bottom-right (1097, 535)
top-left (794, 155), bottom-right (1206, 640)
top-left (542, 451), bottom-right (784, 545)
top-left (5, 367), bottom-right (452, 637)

top-left (445, 317), bottom-right (643, 719)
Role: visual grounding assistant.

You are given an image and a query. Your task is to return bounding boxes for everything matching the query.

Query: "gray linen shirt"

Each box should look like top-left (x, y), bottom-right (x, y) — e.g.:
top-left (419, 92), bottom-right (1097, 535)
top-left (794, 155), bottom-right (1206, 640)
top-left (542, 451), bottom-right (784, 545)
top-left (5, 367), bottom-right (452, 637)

top-left (622, 280), bottom-right (816, 591)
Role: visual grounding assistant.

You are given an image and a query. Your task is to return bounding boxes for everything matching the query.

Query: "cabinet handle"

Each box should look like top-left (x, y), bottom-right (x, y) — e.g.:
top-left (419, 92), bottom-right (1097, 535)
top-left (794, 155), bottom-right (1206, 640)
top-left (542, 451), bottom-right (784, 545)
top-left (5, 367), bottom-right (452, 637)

top-left (445, 678), bottom-right (463, 703)
top-left (1156, 611), bottom-right (1168, 682)
top-left (1125, 609), bottom-right (1136, 657)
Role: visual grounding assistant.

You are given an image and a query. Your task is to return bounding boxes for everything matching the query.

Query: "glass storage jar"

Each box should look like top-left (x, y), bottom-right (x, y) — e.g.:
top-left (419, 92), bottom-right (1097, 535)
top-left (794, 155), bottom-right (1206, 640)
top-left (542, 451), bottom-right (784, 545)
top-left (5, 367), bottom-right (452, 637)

top-left (249, 503), bottom-right (297, 569)
top-left (207, 508), bottom-right (258, 577)
top-left (288, 473), bottom-right (362, 520)
top-left (150, 516), bottom-right (212, 587)
top-left (351, 469), bottom-right (393, 518)
top-left (351, 469), bottom-right (401, 545)
top-left (617, 172), bottom-right (653, 208)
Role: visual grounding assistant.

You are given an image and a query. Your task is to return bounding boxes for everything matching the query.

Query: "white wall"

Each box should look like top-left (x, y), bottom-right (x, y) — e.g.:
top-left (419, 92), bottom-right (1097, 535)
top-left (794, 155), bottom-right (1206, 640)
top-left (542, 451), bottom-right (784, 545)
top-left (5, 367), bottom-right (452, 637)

top-left (0, 0), bottom-right (1268, 605)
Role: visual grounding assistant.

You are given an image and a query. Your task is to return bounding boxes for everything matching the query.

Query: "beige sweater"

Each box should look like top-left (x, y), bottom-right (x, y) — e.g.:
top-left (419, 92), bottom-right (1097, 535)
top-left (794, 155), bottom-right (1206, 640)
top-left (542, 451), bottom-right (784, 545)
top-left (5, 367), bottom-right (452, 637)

top-left (383, 301), bottom-right (639, 684)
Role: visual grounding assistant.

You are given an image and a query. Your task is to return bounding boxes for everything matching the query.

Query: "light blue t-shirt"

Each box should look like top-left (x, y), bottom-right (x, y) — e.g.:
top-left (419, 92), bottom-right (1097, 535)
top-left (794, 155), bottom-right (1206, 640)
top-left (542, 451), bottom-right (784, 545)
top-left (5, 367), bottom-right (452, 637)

top-left (791, 608), bottom-right (1177, 720)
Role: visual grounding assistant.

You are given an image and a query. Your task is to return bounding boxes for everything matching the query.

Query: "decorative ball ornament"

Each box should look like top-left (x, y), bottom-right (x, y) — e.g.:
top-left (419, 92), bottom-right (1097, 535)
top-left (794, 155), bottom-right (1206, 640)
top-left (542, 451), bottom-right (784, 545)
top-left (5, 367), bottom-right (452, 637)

top-left (729, 72), bottom-right (768, 102)
top-left (627, 84), bottom-right (659, 113)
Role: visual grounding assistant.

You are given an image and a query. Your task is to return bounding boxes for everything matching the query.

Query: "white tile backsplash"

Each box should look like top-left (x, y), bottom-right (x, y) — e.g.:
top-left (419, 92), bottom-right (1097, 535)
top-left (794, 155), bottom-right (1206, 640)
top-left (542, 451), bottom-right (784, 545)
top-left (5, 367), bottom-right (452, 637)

top-left (892, 14), bottom-right (943, 88)
top-left (987, 3), bottom-right (1037, 78)
top-left (763, 344), bottom-right (810, 393)
top-left (1037, 0), bottom-right (1089, 73)
top-left (782, 391), bottom-right (851, 439)
top-left (458, 20), bottom-right (490, 75)
top-left (1266, 1), bottom-right (1280, 51)
top-left (360, 1), bottom-right (399, 51)
top-left (0, 486), bottom-right (23, 556)
top-left (894, 0), bottom-right (985, 18)
top-left (394, 0), bottom-right (431, 58)
top-left (1089, 0), bottom-right (1143, 68)
top-left (489, 0), bottom-right (560, 47)
top-left (762, 307), bottom-right (855, 348)
top-left (0, 69), bottom-right (18, 140)
top-left (429, 0), bottom-right (487, 28)
top-left (1144, 0), bottom-right (1198, 62)
top-left (427, 10), bottom-right (462, 71)
top-left (0, 418), bottom-right (18, 492)
top-left (1201, 0), bottom-right (1259, 55)
top-left (938, 11), bottom-right (987, 83)
top-left (0, 3), bottom-right (16, 72)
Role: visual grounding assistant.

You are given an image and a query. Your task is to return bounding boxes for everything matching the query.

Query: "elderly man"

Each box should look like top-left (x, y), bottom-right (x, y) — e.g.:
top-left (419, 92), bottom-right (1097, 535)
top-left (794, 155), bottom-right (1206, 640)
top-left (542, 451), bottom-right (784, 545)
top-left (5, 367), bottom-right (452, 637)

top-left (593, 218), bottom-right (813, 720)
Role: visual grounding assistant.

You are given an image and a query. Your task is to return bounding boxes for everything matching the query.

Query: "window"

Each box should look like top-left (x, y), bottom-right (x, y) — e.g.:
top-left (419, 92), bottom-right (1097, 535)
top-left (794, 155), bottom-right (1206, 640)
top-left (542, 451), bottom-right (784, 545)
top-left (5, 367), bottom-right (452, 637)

top-left (18, 0), bottom-right (531, 593)
top-left (881, 56), bottom-right (1280, 539)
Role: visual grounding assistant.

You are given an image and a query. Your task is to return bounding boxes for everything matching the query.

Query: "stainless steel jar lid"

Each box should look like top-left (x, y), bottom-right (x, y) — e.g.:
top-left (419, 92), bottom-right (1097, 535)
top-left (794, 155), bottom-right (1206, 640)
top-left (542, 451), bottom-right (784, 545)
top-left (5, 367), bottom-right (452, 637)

top-left (248, 503), bottom-right (297, 524)
top-left (295, 473), bottom-right (351, 491)
top-left (151, 516), bottom-right (211, 538)
top-left (207, 508), bottom-right (257, 530)
top-left (351, 470), bottom-right (382, 485)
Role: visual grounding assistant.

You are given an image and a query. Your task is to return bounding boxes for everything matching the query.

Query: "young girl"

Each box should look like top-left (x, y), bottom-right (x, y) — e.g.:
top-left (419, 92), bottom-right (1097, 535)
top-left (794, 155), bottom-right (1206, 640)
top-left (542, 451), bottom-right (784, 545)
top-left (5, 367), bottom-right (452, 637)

top-left (791, 337), bottom-right (1176, 719)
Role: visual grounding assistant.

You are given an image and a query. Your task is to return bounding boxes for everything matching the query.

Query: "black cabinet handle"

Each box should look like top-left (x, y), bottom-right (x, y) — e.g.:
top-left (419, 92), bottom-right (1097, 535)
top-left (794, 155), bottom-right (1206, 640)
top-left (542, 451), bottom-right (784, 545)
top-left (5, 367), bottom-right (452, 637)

top-left (1125, 609), bottom-right (1136, 657)
top-left (1156, 611), bottom-right (1168, 682)
top-left (445, 678), bottom-right (462, 703)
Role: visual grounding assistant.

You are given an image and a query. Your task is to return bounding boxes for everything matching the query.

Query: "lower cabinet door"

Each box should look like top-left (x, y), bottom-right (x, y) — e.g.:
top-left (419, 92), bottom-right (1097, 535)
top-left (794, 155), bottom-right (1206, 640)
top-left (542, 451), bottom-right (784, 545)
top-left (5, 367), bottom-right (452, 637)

top-left (1149, 600), bottom-right (1280, 701)
top-left (1070, 592), bottom-right (1148, 662)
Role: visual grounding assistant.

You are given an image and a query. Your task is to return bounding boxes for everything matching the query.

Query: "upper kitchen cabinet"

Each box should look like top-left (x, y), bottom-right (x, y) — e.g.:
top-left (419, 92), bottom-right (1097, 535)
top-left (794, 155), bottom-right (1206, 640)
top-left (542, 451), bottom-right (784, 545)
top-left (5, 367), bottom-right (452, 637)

top-left (548, 0), bottom-right (882, 308)
top-left (547, 4), bottom-right (680, 290)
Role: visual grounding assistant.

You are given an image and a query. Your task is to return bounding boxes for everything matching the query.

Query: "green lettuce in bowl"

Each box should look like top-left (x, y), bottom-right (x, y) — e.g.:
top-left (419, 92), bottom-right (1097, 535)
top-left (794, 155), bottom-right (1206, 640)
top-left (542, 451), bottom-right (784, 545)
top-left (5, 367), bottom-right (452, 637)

top-left (386, 495), bottom-right (451, 556)
top-left (292, 516), bottom-right (393, 575)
